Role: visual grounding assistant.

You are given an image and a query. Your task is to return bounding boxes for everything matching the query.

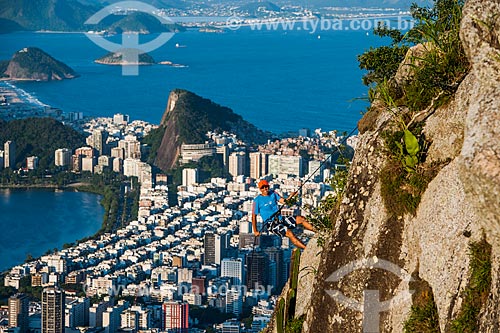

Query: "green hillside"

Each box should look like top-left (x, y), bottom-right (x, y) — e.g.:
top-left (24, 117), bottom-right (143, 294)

top-left (0, 118), bottom-right (86, 169)
top-left (3, 47), bottom-right (77, 81)
top-left (0, 0), bottom-right (98, 32)
top-left (150, 89), bottom-right (272, 171)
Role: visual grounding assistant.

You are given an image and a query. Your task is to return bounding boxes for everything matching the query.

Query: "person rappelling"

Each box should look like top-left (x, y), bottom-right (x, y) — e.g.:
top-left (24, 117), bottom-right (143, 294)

top-left (251, 179), bottom-right (315, 249)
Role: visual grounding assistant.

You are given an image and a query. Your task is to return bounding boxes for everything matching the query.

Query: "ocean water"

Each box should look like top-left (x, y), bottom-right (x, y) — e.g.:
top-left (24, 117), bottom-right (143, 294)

top-left (0, 27), bottom-right (385, 133)
top-left (0, 189), bottom-right (104, 272)
top-left (0, 26), bottom-right (385, 270)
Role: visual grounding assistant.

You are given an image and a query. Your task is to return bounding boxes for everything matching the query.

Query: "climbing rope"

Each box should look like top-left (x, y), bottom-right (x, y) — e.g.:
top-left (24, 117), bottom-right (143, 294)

top-left (251, 125), bottom-right (359, 246)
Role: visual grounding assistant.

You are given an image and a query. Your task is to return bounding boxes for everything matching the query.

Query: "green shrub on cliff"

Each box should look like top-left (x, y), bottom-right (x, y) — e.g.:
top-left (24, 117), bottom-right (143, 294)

top-left (360, 0), bottom-right (468, 119)
top-left (359, 0), bottom-right (467, 216)
top-left (359, 0), bottom-right (469, 112)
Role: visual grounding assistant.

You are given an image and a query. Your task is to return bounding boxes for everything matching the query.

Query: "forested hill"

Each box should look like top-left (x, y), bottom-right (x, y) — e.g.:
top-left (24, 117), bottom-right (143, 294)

top-left (0, 118), bottom-right (86, 168)
top-left (153, 89), bottom-right (272, 171)
top-left (0, 0), bottom-right (98, 32)
top-left (2, 47), bottom-right (77, 81)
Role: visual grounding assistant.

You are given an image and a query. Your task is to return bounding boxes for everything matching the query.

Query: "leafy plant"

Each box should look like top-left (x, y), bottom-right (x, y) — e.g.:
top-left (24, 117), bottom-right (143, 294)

top-left (379, 127), bottom-right (442, 217)
top-left (358, 22), bottom-right (409, 86)
top-left (396, 129), bottom-right (421, 172)
top-left (359, 0), bottom-right (469, 120)
top-left (305, 155), bottom-right (350, 243)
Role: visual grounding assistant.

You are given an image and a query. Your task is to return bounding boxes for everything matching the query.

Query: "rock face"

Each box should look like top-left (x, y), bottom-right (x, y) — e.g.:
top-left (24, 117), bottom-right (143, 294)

top-left (266, 0), bottom-right (500, 331)
top-left (154, 89), bottom-right (271, 171)
top-left (3, 47), bottom-right (77, 81)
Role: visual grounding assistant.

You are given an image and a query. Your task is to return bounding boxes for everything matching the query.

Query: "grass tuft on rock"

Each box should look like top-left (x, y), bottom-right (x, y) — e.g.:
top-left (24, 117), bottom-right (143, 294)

top-left (451, 236), bottom-right (492, 333)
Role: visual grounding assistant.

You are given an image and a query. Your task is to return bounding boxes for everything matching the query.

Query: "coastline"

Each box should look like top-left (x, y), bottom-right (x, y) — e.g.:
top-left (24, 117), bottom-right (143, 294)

top-left (0, 185), bottom-right (107, 272)
top-left (0, 183), bottom-right (107, 270)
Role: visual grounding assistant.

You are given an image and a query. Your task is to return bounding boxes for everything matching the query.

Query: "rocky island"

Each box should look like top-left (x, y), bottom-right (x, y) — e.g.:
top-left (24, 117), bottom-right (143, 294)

top-left (95, 50), bottom-right (156, 66)
top-left (95, 50), bottom-right (186, 68)
top-left (1, 47), bottom-right (77, 81)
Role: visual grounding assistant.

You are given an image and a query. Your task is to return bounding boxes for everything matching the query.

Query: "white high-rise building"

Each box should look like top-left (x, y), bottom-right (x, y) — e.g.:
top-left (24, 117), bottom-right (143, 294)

top-left (182, 168), bottom-right (198, 186)
top-left (118, 135), bottom-right (141, 160)
top-left (43, 255), bottom-right (67, 273)
top-left (120, 306), bottom-right (150, 331)
top-left (182, 293), bottom-right (202, 306)
top-left (280, 155), bottom-right (303, 176)
top-left (4, 140), bottom-right (15, 169)
top-left (113, 113), bottom-right (129, 125)
top-left (98, 155), bottom-right (112, 168)
top-left (225, 286), bottom-right (243, 316)
top-left (42, 287), bottom-right (65, 333)
top-left (177, 268), bottom-right (193, 284)
top-left (113, 157), bottom-right (123, 174)
top-left (111, 147), bottom-right (125, 160)
top-left (249, 152), bottom-right (268, 179)
top-left (26, 156), bottom-right (39, 170)
top-left (123, 159), bottom-right (152, 186)
top-left (55, 148), bottom-right (72, 167)
top-left (81, 156), bottom-right (96, 173)
top-left (9, 293), bottom-right (29, 333)
top-left (221, 258), bottom-right (244, 286)
top-left (91, 130), bottom-right (108, 156)
top-left (308, 159), bottom-right (323, 180)
top-left (65, 297), bottom-right (90, 328)
top-left (229, 151), bottom-right (246, 177)
top-left (204, 232), bottom-right (229, 265)
top-left (268, 155), bottom-right (303, 177)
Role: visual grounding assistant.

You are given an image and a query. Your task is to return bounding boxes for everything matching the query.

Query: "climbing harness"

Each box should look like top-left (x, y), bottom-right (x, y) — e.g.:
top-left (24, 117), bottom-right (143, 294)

top-left (252, 125), bottom-right (359, 244)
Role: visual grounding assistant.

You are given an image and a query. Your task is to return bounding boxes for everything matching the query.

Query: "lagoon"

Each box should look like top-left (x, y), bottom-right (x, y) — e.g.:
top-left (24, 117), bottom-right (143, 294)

top-left (0, 25), bottom-right (388, 270)
top-left (0, 189), bottom-right (104, 271)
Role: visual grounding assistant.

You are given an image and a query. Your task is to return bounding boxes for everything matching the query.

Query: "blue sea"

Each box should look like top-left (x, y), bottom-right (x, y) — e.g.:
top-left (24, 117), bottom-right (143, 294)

top-left (0, 189), bottom-right (104, 272)
top-left (0, 26), bottom-right (385, 270)
top-left (0, 27), bottom-right (386, 133)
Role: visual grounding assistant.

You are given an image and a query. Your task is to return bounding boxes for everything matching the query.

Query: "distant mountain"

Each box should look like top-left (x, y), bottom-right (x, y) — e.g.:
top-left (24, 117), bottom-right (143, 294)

top-left (78, 0), bottom-right (189, 10)
top-left (0, 18), bottom-right (23, 33)
top-left (2, 47), bottom-right (78, 81)
top-left (0, 0), bottom-right (186, 33)
top-left (104, 12), bottom-right (184, 34)
top-left (95, 50), bottom-right (156, 65)
top-left (0, 117), bottom-right (86, 168)
top-left (0, 0), bottom-right (99, 32)
top-left (238, 1), bottom-right (281, 15)
top-left (153, 89), bottom-right (271, 171)
top-left (285, 0), bottom-right (432, 9)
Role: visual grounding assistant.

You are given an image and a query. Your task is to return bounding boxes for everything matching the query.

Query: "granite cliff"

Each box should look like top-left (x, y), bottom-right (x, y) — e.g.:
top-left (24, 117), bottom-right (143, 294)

top-left (265, 0), bottom-right (500, 332)
top-left (154, 89), bottom-right (271, 171)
